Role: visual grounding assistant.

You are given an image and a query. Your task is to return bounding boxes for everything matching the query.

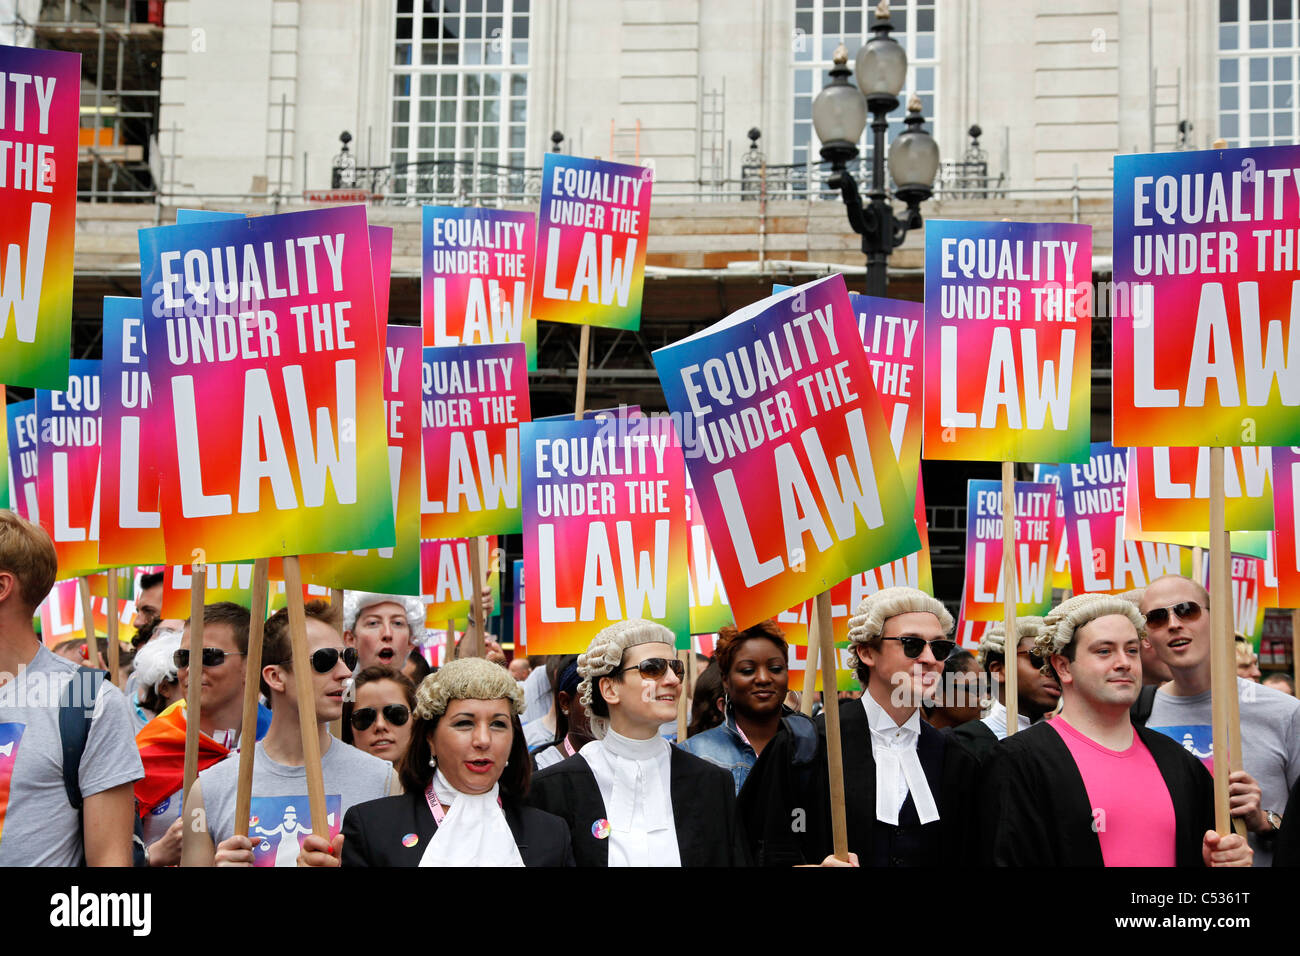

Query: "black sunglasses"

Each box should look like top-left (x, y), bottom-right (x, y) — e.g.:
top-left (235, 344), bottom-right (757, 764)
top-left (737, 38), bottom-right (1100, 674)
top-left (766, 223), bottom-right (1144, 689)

top-left (174, 647), bottom-right (245, 669)
top-left (881, 636), bottom-right (957, 661)
top-left (1017, 649), bottom-right (1047, 669)
top-left (309, 647), bottom-right (358, 673)
top-left (1144, 601), bottom-right (1206, 629)
top-left (614, 657), bottom-right (685, 680)
top-left (349, 704), bottom-right (410, 731)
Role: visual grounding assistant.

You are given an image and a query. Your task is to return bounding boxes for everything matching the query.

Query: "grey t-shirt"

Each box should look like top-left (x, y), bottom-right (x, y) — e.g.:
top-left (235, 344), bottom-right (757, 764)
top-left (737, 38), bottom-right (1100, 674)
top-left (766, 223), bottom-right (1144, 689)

top-left (1148, 676), bottom-right (1300, 866)
top-left (198, 737), bottom-right (394, 866)
top-left (0, 645), bottom-right (144, 866)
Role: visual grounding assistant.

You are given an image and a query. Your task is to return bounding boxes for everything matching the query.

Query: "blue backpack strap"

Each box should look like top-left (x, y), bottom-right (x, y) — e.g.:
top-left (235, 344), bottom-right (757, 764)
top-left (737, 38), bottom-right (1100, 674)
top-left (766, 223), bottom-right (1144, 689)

top-left (58, 668), bottom-right (107, 810)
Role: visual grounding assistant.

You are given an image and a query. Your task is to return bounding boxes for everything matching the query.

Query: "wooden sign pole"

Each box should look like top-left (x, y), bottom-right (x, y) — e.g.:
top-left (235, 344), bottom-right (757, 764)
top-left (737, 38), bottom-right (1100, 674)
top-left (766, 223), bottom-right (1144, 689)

top-left (1001, 461), bottom-right (1020, 735)
top-left (1207, 447), bottom-right (1233, 835)
top-left (77, 576), bottom-right (99, 668)
top-left (105, 572), bottom-right (121, 686)
top-left (468, 536), bottom-right (486, 657)
top-left (574, 324), bottom-right (590, 421)
top-left (815, 589), bottom-right (849, 861)
top-left (233, 558), bottom-right (270, 838)
top-left (447, 620), bottom-right (456, 661)
top-left (800, 601), bottom-right (822, 716)
top-left (328, 586), bottom-right (344, 739)
top-left (281, 555), bottom-right (330, 839)
top-left (181, 567), bottom-right (207, 802)
top-left (676, 648), bottom-right (689, 742)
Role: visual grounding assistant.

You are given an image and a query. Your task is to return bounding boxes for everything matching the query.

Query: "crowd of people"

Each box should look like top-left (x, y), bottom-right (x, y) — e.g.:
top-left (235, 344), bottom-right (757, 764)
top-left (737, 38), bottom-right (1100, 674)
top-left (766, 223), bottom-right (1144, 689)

top-left (1, 508), bottom-right (1297, 868)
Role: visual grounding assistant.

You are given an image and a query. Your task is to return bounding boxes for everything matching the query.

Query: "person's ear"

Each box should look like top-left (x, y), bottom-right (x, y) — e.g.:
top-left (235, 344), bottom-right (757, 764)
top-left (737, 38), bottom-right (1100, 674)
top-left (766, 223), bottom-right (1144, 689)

top-left (855, 643), bottom-right (876, 669)
top-left (988, 658), bottom-right (1004, 678)
top-left (263, 663), bottom-right (288, 695)
top-left (0, 569), bottom-right (19, 605)
top-left (426, 729), bottom-right (438, 760)
top-left (599, 674), bottom-right (620, 708)
top-left (1050, 654), bottom-right (1071, 686)
top-left (343, 631), bottom-right (357, 648)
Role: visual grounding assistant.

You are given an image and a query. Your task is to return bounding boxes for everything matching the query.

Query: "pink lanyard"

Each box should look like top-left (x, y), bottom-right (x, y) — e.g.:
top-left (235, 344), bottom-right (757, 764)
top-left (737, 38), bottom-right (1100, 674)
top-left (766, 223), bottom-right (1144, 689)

top-left (424, 779), bottom-right (502, 827)
top-left (562, 735), bottom-right (576, 757)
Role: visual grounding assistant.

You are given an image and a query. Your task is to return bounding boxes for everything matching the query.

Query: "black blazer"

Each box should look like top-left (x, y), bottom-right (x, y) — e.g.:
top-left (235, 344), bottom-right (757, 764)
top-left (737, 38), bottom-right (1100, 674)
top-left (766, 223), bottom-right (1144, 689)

top-left (340, 790), bottom-right (575, 867)
top-left (979, 720), bottom-right (1215, 866)
top-left (950, 718), bottom-right (999, 765)
top-left (528, 746), bottom-right (749, 866)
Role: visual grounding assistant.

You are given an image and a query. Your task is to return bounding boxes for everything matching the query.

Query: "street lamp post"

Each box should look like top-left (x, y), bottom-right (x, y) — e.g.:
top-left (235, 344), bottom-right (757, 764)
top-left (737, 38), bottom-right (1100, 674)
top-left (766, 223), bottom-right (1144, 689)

top-left (811, 6), bottom-right (939, 297)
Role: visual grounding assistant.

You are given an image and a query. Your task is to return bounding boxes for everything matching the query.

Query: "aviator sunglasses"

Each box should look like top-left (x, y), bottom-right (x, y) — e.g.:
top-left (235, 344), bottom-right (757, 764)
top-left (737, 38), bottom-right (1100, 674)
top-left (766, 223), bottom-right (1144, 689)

top-left (614, 657), bottom-right (685, 680)
top-left (173, 647), bottom-right (244, 669)
top-left (1143, 601), bottom-right (1205, 629)
top-left (349, 704), bottom-right (410, 731)
top-left (880, 636), bottom-right (957, 660)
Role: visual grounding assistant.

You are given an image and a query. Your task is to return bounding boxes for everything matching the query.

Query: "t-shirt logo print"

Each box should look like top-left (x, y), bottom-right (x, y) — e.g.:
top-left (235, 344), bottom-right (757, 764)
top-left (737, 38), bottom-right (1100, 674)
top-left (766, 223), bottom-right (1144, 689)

top-left (248, 795), bottom-right (340, 867)
top-left (0, 723), bottom-right (26, 850)
top-left (1150, 724), bottom-right (1214, 770)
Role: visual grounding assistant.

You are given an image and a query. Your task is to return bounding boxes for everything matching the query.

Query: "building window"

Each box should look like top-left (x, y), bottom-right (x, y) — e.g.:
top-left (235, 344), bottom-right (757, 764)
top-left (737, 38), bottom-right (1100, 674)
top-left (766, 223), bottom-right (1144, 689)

top-left (792, 0), bottom-right (937, 181)
top-left (391, 0), bottom-right (530, 196)
top-left (1218, 0), bottom-right (1297, 146)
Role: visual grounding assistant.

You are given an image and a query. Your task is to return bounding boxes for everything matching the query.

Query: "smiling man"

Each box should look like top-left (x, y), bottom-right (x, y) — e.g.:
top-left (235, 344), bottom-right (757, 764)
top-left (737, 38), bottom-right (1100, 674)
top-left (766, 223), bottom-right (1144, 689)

top-left (1136, 574), bottom-right (1300, 865)
top-left (182, 601), bottom-right (397, 867)
top-left (980, 592), bottom-right (1252, 867)
top-left (528, 619), bottom-right (746, 866)
top-left (952, 616), bottom-right (1060, 762)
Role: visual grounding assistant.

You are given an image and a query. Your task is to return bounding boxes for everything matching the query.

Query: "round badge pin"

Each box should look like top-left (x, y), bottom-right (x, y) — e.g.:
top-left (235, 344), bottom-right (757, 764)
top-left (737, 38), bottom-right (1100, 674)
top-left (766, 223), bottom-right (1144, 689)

top-left (591, 818), bottom-right (611, 840)
top-left (401, 832), bottom-right (419, 848)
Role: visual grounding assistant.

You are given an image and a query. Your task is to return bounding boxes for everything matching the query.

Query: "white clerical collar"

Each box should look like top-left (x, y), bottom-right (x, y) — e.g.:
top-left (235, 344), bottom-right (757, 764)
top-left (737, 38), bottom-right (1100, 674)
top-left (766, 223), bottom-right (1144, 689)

top-left (602, 727), bottom-right (669, 761)
top-left (985, 699), bottom-right (1031, 736)
top-left (862, 688), bottom-right (922, 740)
top-left (419, 769), bottom-right (523, 867)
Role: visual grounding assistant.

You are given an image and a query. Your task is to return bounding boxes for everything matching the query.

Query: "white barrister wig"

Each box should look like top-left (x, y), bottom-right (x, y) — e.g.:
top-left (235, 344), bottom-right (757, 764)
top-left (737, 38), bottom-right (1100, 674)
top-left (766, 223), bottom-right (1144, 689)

top-left (846, 587), bottom-right (954, 651)
top-left (977, 616), bottom-right (1048, 668)
top-left (1037, 593), bottom-right (1146, 676)
top-left (414, 657), bottom-right (525, 721)
top-left (577, 619), bottom-right (677, 739)
top-left (133, 628), bottom-right (183, 692)
top-left (1117, 588), bottom-right (1147, 637)
top-left (343, 592), bottom-right (428, 645)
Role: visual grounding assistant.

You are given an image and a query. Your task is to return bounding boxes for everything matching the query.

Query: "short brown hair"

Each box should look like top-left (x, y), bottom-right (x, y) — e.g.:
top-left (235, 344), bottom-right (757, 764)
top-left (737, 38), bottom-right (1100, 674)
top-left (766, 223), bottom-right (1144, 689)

top-left (714, 619), bottom-right (788, 678)
top-left (186, 602), bottom-right (251, 654)
top-left (259, 599), bottom-right (337, 700)
top-left (0, 512), bottom-right (57, 611)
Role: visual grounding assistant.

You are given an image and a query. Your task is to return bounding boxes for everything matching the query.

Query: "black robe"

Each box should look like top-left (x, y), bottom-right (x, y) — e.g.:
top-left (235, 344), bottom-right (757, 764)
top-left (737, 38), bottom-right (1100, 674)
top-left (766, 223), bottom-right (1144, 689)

top-left (340, 790), bottom-right (575, 867)
top-left (527, 745), bottom-right (749, 866)
top-left (950, 718), bottom-right (998, 764)
top-left (978, 720), bottom-right (1215, 866)
top-left (740, 697), bottom-right (980, 866)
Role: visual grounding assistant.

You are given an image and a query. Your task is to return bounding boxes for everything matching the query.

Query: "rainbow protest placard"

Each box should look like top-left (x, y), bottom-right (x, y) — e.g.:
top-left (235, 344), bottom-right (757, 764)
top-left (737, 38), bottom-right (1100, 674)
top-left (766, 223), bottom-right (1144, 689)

top-left (0, 386), bottom-right (6, 510)
top-left (0, 47), bottom-right (80, 389)
top-left (1058, 441), bottom-right (1192, 594)
top-left (654, 275), bottom-right (919, 629)
top-left (1114, 146), bottom-right (1300, 448)
top-left (36, 362), bottom-right (102, 579)
top-left (38, 579), bottom-right (136, 648)
top-left (532, 154), bottom-right (653, 330)
top-left (512, 558), bottom-right (525, 653)
top-left (7, 399), bottom-right (38, 521)
top-left (137, 205), bottom-right (394, 564)
top-left (686, 476), bottom-right (733, 635)
top-left (956, 617), bottom-right (992, 653)
top-left (1273, 446), bottom-right (1300, 607)
top-left (1129, 446), bottom-right (1273, 532)
top-left (522, 414), bottom-right (688, 654)
top-left (923, 220), bottom-right (1092, 464)
top-left (298, 324), bottom-right (422, 595)
top-left (421, 342), bottom-right (530, 539)
top-left (420, 536), bottom-right (497, 624)
top-left (100, 296), bottom-right (166, 567)
top-left (855, 294), bottom-right (924, 495)
top-left (782, 600), bottom-right (858, 692)
top-left (160, 563), bottom-right (260, 618)
top-left (422, 206), bottom-right (537, 368)
top-left (962, 479), bottom-right (1059, 621)
top-left (1033, 463), bottom-right (1073, 591)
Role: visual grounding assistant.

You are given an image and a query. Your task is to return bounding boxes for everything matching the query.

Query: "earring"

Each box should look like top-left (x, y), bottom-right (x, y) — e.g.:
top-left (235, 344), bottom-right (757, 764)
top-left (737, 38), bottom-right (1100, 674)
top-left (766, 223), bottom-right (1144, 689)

top-left (504, 759), bottom-right (510, 768)
top-left (428, 755), bottom-right (437, 768)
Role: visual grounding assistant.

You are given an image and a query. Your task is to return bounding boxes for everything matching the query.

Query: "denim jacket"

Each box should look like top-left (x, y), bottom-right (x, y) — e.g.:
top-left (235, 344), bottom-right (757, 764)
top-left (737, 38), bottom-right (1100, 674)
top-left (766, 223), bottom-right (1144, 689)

top-left (680, 706), bottom-right (817, 794)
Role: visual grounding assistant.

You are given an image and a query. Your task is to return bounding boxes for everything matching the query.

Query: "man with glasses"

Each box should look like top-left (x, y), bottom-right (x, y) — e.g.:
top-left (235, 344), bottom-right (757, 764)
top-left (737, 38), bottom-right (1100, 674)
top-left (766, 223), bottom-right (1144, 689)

top-left (1137, 574), bottom-right (1300, 865)
top-left (135, 602), bottom-right (268, 867)
top-left (952, 616), bottom-right (1060, 762)
top-left (182, 601), bottom-right (397, 866)
top-left (981, 592), bottom-right (1252, 866)
top-left (744, 587), bottom-right (979, 865)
